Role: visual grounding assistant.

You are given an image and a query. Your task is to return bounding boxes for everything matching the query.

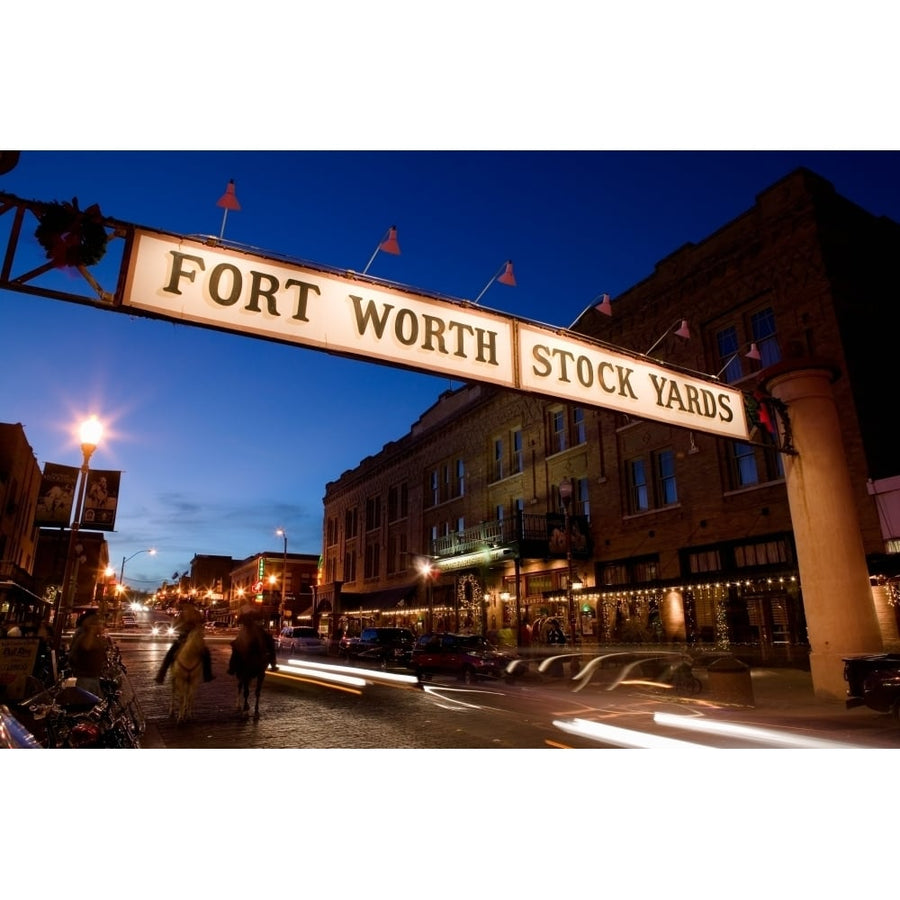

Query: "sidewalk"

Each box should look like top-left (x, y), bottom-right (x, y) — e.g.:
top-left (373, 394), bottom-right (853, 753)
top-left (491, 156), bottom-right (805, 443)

top-left (700, 666), bottom-right (900, 747)
top-left (513, 646), bottom-right (900, 746)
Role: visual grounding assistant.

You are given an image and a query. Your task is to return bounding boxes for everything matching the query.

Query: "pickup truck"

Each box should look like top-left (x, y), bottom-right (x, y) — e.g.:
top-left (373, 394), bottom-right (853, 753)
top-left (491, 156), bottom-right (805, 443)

top-left (843, 653), bottom-right (900, 718)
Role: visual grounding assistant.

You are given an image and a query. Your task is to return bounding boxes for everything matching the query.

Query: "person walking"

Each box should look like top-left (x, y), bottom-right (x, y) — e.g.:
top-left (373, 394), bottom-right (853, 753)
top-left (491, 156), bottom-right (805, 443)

top-left (66, 612), bottom-right (107, 696)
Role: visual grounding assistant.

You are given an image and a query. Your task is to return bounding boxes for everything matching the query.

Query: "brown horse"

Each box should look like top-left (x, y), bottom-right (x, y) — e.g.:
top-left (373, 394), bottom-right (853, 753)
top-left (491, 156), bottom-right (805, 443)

top-left (170, 617), bottom-right (208, 723)
top-left (229, 618), bottom-right (277, 718)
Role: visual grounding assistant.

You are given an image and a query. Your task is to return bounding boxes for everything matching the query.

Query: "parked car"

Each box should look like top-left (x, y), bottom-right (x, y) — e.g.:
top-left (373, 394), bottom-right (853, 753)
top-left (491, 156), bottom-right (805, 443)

top-left (411, 632), bottom-right (516, 683)
top-left (205, 620), bottom-right (231, 632)
top-left (341, 627), bottom-right (415, 668)
top-left (843, 653), bottom-right (900, 718)
top-left (277, 625), bottom-right (327, 655)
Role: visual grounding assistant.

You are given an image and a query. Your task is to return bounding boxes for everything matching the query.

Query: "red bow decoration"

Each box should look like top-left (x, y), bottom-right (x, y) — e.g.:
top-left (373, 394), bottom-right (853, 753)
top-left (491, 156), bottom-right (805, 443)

top-left (752, 390), bottom-right (776, 436)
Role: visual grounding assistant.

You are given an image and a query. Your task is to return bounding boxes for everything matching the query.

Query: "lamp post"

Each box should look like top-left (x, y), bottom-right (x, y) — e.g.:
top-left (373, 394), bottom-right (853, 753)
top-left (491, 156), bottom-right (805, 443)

top-left (276, 528), bottom-right (287, 632)
top-left (500, 589), bottom-right (513, 644)
top-left (98, 565), bottom-right (115, 624)
top-left (52, 415), bottom-right (103, 651)
top-left (116, 548), bottom-right (156, 627)
top-left (558, 477), bottom-right (578, 650)
top-left (418, 558), bottom-right (435, 633)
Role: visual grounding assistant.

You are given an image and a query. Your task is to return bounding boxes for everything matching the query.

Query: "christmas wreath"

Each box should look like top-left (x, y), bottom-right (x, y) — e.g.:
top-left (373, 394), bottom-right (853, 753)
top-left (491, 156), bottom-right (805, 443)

top-left (34, 197), bottom-right (108, 268)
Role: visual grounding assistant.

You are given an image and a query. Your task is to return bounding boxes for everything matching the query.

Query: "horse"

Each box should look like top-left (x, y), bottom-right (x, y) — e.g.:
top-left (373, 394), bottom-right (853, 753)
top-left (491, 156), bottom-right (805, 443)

top-left (170, 624), bottom-right (208, 722)
top-left (229, 619), bottom-right (277, 718)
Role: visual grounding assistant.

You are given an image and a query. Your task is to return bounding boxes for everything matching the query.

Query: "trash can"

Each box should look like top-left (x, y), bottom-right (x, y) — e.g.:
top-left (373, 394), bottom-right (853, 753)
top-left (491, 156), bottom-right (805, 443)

top-left (706, 656), bottom-right (755, 706)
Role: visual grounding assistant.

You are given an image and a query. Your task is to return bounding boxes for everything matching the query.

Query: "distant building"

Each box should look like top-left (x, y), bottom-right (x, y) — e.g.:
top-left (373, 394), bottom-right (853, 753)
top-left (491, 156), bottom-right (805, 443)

top-left (188, 553), bottom-right (233, 611)
top-left (228, 551), bottom-right (319, 629)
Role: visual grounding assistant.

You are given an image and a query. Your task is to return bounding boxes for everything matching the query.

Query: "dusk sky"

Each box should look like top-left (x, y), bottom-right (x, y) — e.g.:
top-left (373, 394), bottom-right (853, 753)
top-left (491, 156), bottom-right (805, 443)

top-left (3, 150), bottom-right (900, 589)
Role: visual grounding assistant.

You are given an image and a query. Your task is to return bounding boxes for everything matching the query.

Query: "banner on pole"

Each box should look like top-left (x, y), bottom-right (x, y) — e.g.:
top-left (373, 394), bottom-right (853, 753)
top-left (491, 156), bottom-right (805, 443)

top-left (80, 469), bottom-right (121, 531)
top-left (34, 462), bottom-right (79, 527)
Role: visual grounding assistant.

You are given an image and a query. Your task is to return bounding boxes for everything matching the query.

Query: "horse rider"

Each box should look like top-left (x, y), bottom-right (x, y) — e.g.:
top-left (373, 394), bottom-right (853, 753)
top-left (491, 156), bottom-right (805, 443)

top-left (155, 604), bottom-right (214, 684)
top-left (226, 608), bottom-right (278, 675)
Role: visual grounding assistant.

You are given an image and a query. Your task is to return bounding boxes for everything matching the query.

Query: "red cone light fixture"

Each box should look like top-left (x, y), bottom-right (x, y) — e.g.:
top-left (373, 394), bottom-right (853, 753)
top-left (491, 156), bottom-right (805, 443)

top-left (362, 225), bottom-right (402, 274)
top-left (474, 260), bottom-right (517, 304)
top-left (216, 179), bottom-right (241, 211)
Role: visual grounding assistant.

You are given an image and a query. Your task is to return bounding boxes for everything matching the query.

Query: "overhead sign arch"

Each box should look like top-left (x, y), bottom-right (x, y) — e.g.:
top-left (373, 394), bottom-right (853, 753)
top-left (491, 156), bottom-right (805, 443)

top-left (123, 229), bottom-right (748, 439)
top-left (0, 193), bottom-right (749, 439)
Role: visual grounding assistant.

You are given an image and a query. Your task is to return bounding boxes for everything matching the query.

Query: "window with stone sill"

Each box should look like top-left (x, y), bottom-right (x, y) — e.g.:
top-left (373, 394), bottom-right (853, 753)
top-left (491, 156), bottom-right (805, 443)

top-left (626, 448), bottom-right (678, 514)
top-left (428, 458), bottom-right (466, 504)
top-left (547, 406), bottom-right (588, 455)
top-left (364, 541), bottom-right (381, 579)
top-left (729, 435), bottom-right (783, 490)
top-left (365, 495), bottom-right (381, 532)
top-left (492, 430), bottom-right (523, 482)
top-left (343, 548), bottom-right (357, 583)
top-left (388, 482), bottom-right (408, 523)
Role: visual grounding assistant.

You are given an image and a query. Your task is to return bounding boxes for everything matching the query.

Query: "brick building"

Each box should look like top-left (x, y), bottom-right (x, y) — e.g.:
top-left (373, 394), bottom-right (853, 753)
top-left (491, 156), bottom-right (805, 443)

top-left (188, 553), bottom-right (233, 612)
top-left (0, 422), bottom-right (44, 629)
top-left (33, 528), bottom-right (110, 626)
top-left (320, 168), bottom-right (900, 661)
top-left (228, 551), bottom-right (320, 630)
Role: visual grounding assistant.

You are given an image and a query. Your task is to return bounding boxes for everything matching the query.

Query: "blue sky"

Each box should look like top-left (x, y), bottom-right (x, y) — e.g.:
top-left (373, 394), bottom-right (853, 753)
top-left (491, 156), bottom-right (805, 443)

top-left (3, 150), bottom-right (900, 589)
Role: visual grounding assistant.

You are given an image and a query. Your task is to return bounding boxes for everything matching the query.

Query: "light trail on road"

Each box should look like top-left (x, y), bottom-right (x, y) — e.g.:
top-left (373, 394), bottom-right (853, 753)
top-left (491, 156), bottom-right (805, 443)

top-left (652, 711), bottom-right (860, 748)
top-left (553, 716), bottom-right (717, 749)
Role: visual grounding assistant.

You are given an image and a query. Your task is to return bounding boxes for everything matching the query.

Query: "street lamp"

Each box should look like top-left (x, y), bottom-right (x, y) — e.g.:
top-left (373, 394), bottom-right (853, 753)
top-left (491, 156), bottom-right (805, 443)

top-left (418, 557), bottom-right (435, 633)
top-left (276, 528), bottom-right (287, 632)
top-left (52, 415), bottom-right (103, 651)
top-left (97, 565), bottom-right (115, 624)
top-left (115, 548), bottom-right (157, 627)
top-left (558, 477), bottom-right (579, 651)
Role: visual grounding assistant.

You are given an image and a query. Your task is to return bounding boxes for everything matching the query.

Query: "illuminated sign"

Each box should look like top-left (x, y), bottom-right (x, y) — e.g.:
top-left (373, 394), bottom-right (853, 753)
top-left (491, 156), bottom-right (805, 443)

top-left (517, 324), bottom-right (745, 439)
top-left (434, 546), bottom-right (517, 572)
top-left (122, 229), bottom-right (748, 439)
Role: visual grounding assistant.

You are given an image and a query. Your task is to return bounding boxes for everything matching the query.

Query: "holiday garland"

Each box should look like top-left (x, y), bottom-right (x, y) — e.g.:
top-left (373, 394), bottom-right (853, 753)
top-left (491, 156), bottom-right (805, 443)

top-left (34, 197), bottom-right (108, 268)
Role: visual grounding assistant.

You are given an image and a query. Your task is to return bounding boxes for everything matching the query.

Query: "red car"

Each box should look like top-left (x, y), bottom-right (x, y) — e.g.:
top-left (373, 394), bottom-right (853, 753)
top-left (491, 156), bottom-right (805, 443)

top-left (411, 633), bottom-right (516, 683)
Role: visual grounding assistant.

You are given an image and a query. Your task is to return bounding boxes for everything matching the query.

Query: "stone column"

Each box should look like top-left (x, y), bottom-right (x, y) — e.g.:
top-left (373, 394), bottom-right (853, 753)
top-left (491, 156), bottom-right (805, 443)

top-left (762, 358), bottom-right (882, 700)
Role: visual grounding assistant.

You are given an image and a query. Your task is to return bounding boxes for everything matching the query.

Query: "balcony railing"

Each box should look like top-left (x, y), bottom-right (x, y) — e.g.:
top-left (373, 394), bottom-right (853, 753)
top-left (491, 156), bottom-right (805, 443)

top-left (430, 513), bottom-right (590, 560)
top-left (0, 559), bottom-right (36, 589)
